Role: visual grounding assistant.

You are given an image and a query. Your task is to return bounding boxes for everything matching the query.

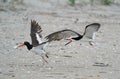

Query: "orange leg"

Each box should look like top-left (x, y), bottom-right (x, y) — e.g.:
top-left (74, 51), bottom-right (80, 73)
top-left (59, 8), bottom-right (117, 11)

top-left (65, 38), bottom-right (72, 46)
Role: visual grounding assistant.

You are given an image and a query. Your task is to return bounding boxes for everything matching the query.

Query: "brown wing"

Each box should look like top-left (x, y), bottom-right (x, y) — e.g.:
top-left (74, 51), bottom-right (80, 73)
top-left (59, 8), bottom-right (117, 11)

top-left (45, 29), bottom-right (81, 42)
top-left (83, 23), bottom-right (100, 39)
top-left (30, 20), bottom-right (42, 47)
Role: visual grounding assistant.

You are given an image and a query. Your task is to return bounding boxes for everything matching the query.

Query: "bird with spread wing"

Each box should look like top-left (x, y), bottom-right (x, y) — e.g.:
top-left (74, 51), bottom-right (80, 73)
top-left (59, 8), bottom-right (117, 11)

top-left (45, 23), bottom-right (100, 45)
top-left (14, 20), bottom-right (48, 64)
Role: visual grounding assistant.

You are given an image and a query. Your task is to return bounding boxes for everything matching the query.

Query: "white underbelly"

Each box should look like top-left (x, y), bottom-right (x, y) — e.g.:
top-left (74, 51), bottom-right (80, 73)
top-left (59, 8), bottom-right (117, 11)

top-left (31, 46), bottom-right (44, 55)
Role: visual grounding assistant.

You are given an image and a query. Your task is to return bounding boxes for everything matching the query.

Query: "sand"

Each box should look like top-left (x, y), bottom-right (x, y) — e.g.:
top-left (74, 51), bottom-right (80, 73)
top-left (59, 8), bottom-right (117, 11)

top-left (0, 0), bottom-right (120, 79)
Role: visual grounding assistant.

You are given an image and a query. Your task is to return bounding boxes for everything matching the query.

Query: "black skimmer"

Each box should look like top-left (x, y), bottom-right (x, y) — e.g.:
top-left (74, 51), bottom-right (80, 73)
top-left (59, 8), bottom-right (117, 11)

top-left (45, 23), bottom-right (100, 45)
top-left (14, 20), bottom-right (48, 64)
top-left (82, 23), bottom-right (101, 45)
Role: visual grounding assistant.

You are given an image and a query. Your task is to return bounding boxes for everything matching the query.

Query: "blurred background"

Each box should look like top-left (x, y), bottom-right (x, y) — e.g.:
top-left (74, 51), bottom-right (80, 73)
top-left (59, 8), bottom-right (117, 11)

top-left (0, 0), bottom-right (120, 79)
top-left (0, 0), bottom-right (120, 12)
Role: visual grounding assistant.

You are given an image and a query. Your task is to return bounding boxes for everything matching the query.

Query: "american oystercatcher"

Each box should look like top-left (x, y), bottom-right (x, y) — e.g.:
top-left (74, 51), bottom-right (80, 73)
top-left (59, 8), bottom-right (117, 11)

top-left (14, 20), bottom-right (48, 64)
top-left (45, 23), bottom-right (100, 45)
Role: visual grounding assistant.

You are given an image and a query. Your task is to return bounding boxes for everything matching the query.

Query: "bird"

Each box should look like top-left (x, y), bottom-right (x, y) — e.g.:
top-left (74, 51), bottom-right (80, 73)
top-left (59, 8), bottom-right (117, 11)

top-left (14, 20), bottom-right (48, 64)
top-left (45, 23), bottom-right (101, 46)
top-left (82, 23), bottom-right (101, 45)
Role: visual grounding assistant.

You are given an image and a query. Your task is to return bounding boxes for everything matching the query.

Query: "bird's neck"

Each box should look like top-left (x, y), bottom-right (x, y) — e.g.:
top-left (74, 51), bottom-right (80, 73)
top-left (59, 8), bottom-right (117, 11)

top-left (25, 43), bottom-right (33, 50)
top-left (72, 35), bottom-right (83, 40)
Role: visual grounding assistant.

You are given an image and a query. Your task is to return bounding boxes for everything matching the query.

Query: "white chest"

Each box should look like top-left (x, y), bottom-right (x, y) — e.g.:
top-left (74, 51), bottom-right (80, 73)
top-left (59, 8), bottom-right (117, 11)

top-left (31, 46), bottom-right (44, 55)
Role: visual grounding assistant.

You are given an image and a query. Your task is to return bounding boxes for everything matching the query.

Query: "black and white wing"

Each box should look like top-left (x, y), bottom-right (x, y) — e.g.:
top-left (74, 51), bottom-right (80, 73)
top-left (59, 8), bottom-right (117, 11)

top-left (83, 23), bottom-right (100, 39)
top-left (45, 29), bottom-right (81, 42)
top-left (30, 20), bottom-right (43, 47)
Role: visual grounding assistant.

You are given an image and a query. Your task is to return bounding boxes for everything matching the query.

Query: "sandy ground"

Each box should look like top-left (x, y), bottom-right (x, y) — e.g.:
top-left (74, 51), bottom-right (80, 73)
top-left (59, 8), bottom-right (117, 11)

top-left (0, 0), bottom-right (120, 79)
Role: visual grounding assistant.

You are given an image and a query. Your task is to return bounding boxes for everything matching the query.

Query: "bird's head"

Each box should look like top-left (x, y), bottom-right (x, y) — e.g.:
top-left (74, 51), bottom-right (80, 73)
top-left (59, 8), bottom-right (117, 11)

top-left (14, 41), bottom-right (31, 49)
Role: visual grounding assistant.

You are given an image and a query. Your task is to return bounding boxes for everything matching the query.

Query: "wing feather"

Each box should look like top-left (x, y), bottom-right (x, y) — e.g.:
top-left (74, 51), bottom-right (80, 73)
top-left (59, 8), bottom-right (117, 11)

top-left (30, 20), bottom-right (42, 46)
top-left (45, 29), bottom-right (81, 42)
top-left (83, 23), bottom-right (100, 39)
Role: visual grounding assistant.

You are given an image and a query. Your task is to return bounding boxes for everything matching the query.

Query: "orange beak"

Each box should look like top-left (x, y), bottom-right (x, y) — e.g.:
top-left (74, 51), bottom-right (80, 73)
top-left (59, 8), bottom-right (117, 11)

top-left (65, 38), bottom-right (72, 46)
top-left (14, 43), bottom-right (25, 49)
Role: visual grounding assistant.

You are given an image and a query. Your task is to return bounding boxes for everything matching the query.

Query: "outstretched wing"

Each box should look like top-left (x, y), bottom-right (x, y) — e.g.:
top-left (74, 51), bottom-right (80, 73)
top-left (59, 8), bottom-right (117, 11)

top-left (45, 29), bottom-right (81, 42)
top-left (30, 20), bottom-right (42, 47)
top-left (83, 23), bottom-right (100, 39)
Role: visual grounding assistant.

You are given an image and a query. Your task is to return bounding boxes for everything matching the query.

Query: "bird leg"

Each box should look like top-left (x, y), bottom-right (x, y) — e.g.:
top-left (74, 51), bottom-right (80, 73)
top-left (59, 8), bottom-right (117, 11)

top-left (45, 54), bottom-right (49, 58)
top-left (65, 38), bottom-right (72, 46)
top-left (42, 50), bottom-right (49, 58)
top-left (89, 41), bottom-right (93, 46)
top-left (41, 55), bottom-right (48, 65)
